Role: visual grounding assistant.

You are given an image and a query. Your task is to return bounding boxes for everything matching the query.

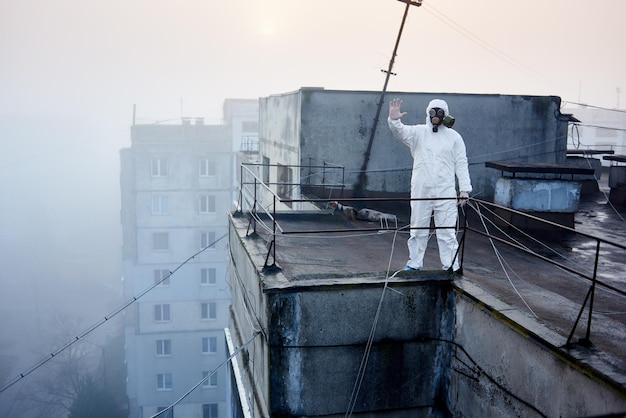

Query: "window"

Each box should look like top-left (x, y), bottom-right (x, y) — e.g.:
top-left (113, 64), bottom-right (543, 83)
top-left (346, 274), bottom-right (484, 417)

top-left (199, 195), bottom-right (216, 214)
top-left (202, 371), bottom-right (218, 388)
top-left (201, 302), bottom-right (216, 320)
top-left (241, 135), bottom-right (259, 152)
top-left (157, 373), bottom-right (172, 390)
top-left (200, 268), bottom-right (216, 285)
top-left (154, 304), bottom-right (171, 322)
top-left (152, 232), bottom-right (169, 251)
top-left (154, 269), bottom-right (171, 286)
top-left (151, 158), bottom-right (168, 177)
top-left (202, 403), bottom-right (218, 418)
top-left (202, 336), bottom-right (217, 354)
top-left (199, 159), bottom-right (216, 177)
top-left (156, 339), bottom-right (172, 356)
top-left (200, 232), bottom-right (216, 250)
top-left (152, 196), bottom-right (169, 215)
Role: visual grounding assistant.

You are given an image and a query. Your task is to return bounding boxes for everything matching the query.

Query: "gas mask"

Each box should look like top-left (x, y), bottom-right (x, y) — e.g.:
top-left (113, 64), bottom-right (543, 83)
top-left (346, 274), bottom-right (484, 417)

top-left (429, 107), bottom-right (455, 132)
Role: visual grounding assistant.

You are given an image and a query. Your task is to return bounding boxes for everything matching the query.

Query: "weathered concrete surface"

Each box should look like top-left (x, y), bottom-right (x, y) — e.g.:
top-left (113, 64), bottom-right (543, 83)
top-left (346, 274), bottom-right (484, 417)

top-left (229, 211), bottom-right (457, 417)
top-left (608, 166), bottom-right (626, 189)
top-left (267, 283), bottom-right (455, 416)
top-left (567, 155), bottom-right (602, 194)
top-left (452, 280), bottom-right (626, 417)
top-left (493, 177), bottom-right (582, 212)
top-left (608, 165), bottom-right (626, 205)
top-left (456, 173), bottom-right (626, 415)
top-left (260, 89), bottom-right (569, 200)
top-left (227, 173), bottom-right (626, 417)
top-left (567, 155), bottom-right (603, 179)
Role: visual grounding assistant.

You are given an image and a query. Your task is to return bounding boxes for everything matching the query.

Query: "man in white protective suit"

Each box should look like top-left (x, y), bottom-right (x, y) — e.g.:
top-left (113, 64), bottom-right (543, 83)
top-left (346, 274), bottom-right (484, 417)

top-left (387, 98), bottom-right (472, 272)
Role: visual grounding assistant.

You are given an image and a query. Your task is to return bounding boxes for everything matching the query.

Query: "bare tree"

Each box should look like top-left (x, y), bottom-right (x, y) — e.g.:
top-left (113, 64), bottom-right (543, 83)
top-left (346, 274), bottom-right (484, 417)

top-left (10, 313), bottom-right (126, 418)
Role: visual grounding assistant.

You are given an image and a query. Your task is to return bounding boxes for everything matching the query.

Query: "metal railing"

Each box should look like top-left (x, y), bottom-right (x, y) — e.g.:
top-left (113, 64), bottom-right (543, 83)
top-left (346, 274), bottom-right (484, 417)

top-left (463, 198), bottom-right (626, 347)
top-left (236, 164), bottom-right (626, 347)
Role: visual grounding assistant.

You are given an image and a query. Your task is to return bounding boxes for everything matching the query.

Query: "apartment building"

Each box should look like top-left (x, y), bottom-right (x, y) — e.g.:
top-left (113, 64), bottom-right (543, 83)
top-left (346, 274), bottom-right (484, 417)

top-left (120, 100), bottom-right (258, 418)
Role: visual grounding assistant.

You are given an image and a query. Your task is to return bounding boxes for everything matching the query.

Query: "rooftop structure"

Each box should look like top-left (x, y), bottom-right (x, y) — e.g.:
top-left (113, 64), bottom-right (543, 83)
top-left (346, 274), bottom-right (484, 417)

top-left (226, 88), bottom-right (626, 417)
top-left (226, 165), bottom-right (626, 417)
top-left (257, 88), bottom-right (574, 202)
top-left (563, 104), bottom-right (626, 166)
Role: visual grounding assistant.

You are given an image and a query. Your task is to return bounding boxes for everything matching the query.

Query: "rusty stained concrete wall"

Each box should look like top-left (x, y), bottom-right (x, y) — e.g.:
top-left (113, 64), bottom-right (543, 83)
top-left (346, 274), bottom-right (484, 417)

top-left (451, 281), bottom-right (626, 417)
top-left (227, 213), bottom-right (626, 417)
top-left (259, 88), bottom-right (569, 200)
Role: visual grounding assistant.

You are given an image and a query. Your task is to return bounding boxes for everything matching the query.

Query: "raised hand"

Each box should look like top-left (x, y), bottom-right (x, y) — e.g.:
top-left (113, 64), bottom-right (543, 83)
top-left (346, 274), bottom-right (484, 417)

top-left (389, 98), bottom-right (407, 120)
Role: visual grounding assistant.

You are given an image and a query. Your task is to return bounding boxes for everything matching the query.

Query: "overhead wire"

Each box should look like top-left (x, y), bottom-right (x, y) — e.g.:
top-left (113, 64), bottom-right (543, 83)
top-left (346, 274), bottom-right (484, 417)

top-left (345, 227), bottom-right (405, 418)
top-left (240, 2), bottom-right (626, 407)
top-left (569, 150), bottom-right (626, 224)
top-left (576, 123), bottom-right (626, 133)
top-left (467, 200), bottom-right (539, 318)
top-left (467, 199), bottom-right (626, 317)
top-left (342, 196), bottom-right (551, 416)
top-left (240, 96), bottom-right (624, 413)
top-left (562, 102), bottom-right (626, 114)
top-left (563, 118), bottom-right (626, 223)
top-left (421, 3), bottom-right (565, 91)
top-left (0, 233), bottom-right (230, 395)
top-left (151, 330), bottom-right (260, 418)
top-left (467, 135), bottom-right (563, 166)
top-left (238, 173), bottom-right (625, 415)
top-left (472, 200), bottom-right (589, 271)
top-left (568, 123), bottom-right (581, 149)
top-left (229, 251), bottom-right (265, 337)
top-left (244, 148), bottom-right (624, 324)
top-left (443, 337), bottom-right (548, 418)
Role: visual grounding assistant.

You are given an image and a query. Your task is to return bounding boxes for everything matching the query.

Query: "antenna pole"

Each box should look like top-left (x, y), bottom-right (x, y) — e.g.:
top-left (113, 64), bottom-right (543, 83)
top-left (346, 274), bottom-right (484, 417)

top-left (354, 0), bottom-right (422, 197)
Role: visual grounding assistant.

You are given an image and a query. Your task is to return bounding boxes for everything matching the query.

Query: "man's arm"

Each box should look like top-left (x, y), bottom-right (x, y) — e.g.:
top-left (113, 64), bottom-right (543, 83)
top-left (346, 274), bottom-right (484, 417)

top-left (387, 98), bottom-right (418, 148)
top-left (389, 98), bottom-right (407, 120)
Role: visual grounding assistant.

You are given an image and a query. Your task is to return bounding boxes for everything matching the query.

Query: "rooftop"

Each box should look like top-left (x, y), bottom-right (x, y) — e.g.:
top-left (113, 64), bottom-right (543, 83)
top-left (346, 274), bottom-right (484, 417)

top-left (232, 167), bottom-right (626, 392)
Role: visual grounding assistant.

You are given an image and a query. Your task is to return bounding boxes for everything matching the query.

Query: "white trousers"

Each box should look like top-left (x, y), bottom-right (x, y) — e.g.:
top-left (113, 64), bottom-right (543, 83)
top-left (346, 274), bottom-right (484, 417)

top-left (407, 196), bottom-right (460, 271)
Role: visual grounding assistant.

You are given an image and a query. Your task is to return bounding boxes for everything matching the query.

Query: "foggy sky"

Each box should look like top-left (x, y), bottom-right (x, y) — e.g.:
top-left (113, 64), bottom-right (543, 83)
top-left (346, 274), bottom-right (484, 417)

top-left (1, 0), bottom-right (625, 404)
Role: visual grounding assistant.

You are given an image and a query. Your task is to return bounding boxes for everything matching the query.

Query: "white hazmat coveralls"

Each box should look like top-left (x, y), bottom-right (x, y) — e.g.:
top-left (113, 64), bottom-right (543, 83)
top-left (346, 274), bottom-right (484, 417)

top-left (387, 99), bottom-right (472, 271)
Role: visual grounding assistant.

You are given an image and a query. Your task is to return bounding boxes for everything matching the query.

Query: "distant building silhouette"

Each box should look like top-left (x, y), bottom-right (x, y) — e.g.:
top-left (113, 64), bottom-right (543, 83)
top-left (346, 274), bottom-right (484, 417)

top-left (120, 99), bottom-right (258, 418)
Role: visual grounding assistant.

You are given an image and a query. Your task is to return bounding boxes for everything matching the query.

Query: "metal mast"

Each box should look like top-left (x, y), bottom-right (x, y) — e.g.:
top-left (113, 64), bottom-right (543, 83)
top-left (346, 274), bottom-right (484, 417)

top-left (353, 0), bottom-right (422, 197)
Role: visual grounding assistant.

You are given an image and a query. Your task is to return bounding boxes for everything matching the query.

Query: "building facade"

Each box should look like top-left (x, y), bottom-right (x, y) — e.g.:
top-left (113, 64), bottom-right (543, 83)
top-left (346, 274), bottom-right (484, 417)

top-left (565, 104), bottom-right (626, 165)
top-left (120, 100), bottom-right (258, 418)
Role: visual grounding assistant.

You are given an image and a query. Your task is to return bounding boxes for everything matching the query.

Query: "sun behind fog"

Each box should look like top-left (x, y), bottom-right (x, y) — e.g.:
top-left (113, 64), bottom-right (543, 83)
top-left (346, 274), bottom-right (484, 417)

top-left (259, 22), bottom-right (276, 37)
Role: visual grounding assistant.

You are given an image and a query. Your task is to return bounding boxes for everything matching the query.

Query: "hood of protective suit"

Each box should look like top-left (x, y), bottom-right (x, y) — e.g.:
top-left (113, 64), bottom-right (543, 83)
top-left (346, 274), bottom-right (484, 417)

top-left (425, 99), bottom-right (449, 129)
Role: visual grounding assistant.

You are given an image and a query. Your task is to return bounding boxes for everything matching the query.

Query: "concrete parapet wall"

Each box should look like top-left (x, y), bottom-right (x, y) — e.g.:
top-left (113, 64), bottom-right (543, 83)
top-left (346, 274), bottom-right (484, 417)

top-left (609, 166), bottom-right (626, 189)
top-left (567, 156), bottom-right (602, 194)
top-left (451, 281), bottom-right (626, 417)
top-left (608, 166), bottom-right (626, 205)
top-left (267, 281), bottom-right (456, 416)
top-left (567, 156), bottom-right (602, 179)
top-left (227, 213), bottom-right (626, 418)
top-left (494, 177), bottom-right (581, 213)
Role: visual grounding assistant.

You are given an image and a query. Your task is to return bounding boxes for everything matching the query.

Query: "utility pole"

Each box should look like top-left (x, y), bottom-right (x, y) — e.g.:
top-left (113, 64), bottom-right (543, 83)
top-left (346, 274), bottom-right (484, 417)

top-left (617, 87), bottom-right (622, 109)
top-left (353, 0), bottom-right (422, 197)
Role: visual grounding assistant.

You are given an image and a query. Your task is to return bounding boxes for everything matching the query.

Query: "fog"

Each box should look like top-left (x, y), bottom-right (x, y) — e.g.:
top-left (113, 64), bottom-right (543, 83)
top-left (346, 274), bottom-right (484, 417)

top-left (0, 113), bottom-right (125, 416)
top-left (1, 0), bottom-right (625, 415)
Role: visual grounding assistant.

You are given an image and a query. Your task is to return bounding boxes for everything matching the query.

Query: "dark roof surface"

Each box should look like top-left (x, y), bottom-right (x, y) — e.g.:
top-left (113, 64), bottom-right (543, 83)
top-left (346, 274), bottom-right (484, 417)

top-left (232, 168), bottom-right (626, 385)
